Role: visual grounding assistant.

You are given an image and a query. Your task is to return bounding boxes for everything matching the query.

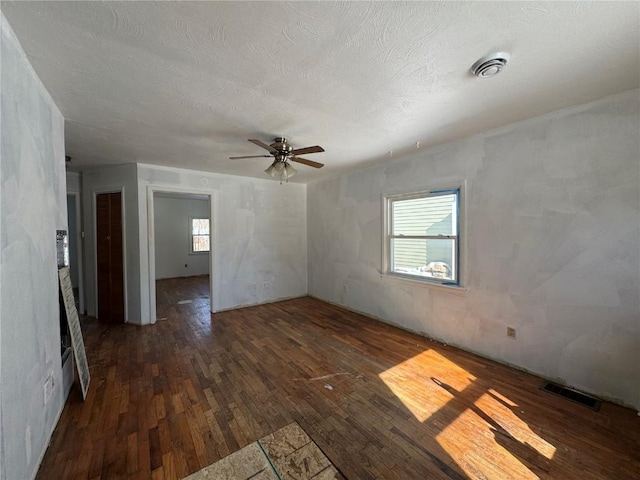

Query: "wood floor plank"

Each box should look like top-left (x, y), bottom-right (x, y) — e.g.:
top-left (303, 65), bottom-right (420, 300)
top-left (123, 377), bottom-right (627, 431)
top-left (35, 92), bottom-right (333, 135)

top-left (35, 276), bottom-right (640, 480)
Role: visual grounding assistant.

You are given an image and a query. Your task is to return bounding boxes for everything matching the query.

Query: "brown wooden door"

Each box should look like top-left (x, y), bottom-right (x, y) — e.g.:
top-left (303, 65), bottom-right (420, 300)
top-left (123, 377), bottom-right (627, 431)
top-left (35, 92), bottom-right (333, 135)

top-left (96, 192), bottom-right (124, 323)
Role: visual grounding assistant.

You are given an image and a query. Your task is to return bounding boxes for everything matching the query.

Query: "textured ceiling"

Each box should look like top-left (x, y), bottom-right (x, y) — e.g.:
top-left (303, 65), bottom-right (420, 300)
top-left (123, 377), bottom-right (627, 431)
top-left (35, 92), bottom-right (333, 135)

top-left (3, 1), bottom-right (639, 183)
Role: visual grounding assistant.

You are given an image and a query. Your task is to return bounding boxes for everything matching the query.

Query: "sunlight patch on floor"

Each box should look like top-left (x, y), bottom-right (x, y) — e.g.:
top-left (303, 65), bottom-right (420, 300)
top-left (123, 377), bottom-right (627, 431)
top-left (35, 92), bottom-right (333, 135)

top-left (474, 392), bottom-right (556, 460)
top-left (436, 407), bottom-right (551, 480)
top-left (378, 349), bottom-right (475, 422)
top-left (379, 349), bottom-right (556, 479)
top-left (487, 388), bottom-right (518, 407)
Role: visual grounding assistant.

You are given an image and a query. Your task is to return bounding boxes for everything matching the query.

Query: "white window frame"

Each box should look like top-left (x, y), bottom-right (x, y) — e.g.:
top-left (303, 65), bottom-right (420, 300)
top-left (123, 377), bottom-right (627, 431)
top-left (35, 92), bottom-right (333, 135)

top-left (382, 186), bottom-right (463, 287)
top-left (189, 216), bottom-right (210, 254)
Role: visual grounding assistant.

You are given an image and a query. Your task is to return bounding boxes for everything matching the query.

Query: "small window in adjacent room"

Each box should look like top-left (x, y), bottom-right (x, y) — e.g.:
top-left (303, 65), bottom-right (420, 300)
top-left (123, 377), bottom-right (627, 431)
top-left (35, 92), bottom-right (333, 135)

top-left (384, 188), bottom-right (460, 285)
top-left (190, 217), bottom-right (210, 254)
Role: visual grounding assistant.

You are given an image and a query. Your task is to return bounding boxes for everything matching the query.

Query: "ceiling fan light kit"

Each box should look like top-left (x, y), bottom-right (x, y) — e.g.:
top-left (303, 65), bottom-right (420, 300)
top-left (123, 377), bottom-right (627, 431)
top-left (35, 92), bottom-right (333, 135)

top-left (230, 137), bottom-right (324, 183)
top-left (265, 159), bottom-right (297, 183)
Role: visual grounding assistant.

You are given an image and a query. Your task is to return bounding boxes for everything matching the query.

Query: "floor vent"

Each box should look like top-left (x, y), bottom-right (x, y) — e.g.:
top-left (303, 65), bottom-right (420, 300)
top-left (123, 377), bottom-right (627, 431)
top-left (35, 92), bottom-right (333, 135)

top-left (540, 381), bottom-right (602, 411)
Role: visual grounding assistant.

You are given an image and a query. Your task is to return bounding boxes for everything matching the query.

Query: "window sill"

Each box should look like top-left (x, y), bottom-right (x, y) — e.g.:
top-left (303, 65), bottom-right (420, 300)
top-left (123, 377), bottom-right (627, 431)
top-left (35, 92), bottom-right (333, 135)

top-left (380, 272), bottom-right (467, 295)
top-left (189, 251), bottom-right (210, 256)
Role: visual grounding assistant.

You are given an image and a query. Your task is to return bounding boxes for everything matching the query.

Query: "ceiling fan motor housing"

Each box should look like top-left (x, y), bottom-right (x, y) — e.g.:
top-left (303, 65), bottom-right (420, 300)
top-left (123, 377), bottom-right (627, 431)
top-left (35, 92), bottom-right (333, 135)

top-left (271, 137), bottom-right (293, 153)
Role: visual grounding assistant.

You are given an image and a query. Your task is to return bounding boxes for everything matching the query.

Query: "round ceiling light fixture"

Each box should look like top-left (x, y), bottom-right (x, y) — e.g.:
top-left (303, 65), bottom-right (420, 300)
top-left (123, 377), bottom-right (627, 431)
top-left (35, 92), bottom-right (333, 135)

top-left (471, 52), bottom-right (510, 78)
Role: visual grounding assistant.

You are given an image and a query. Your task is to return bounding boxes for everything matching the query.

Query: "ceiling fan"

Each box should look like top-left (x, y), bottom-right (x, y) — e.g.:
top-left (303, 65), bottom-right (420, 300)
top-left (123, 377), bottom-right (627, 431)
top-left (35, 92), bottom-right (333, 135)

top-left (229, 137), bottom-right (324, 182)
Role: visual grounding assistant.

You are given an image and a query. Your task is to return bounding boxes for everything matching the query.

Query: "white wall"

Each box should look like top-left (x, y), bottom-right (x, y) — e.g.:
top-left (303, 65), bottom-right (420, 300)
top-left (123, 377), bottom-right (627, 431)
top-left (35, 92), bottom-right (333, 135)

top-left (138, 164), bottom-right (307, 324)
top-left (66, 171), bottom-right (81, 193)
top-left (82, 164), bottom-right (140, 323)
top-left (154, 195), bottom-right (210, 279)
top-left (65, 171), bottom-right (83, 313)
top-left (1, 13), bottom-right (67, 479)
top-left (66, 195), bottom-right (79, 287)
top-left (308, 89), bottom-right (640, 409)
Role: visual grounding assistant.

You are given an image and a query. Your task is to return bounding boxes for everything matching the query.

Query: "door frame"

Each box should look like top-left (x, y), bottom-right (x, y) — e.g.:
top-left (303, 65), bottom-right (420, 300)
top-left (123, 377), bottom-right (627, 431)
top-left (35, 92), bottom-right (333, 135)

top-left (146, 185), bottom-right (216, 324)
top-left (66, 191), bottom-right (85, 315)
top-left (93, 187), bottom-right (128, 323)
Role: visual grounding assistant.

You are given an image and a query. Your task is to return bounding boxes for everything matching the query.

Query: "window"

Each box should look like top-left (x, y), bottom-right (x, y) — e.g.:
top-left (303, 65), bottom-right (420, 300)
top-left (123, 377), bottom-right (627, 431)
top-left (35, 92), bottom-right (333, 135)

top-left (384, 188), bottom-right (460, 285)
top-left (190, 217), bottom-right (210, 254)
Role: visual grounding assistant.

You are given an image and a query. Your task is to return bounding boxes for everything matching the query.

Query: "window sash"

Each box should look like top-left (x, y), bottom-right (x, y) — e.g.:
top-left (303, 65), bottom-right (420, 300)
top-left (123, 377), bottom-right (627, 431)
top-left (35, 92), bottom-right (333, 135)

top-left (192, 235), bottom-right (209, 252)
top-left (390, 237), bottom-right (457, 283)
top-left (190, 218), bottom-right (210, 253)
top-left (192, 218), bottom-right (209, 235)
top-left (385, 189), bottom-right (460, 285)
top-left (389, 235), bottom-right (456, 240)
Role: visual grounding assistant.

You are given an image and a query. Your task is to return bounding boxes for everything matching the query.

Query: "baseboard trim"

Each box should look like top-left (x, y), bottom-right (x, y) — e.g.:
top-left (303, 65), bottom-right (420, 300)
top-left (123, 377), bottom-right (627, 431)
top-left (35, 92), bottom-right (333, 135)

top-left (213, 294), bottom-right (308, 314)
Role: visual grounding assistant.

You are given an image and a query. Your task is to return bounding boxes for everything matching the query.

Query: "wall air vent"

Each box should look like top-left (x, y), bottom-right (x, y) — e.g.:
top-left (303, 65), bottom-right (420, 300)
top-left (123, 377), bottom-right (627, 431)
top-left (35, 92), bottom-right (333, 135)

top-left (540, 381), bottom-right (602, 411)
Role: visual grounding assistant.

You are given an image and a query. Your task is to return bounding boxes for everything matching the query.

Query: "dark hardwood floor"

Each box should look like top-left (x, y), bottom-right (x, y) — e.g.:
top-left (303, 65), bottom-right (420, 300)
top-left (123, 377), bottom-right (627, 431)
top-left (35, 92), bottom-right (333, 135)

top-left (37, 276), bottom-right (639, 479)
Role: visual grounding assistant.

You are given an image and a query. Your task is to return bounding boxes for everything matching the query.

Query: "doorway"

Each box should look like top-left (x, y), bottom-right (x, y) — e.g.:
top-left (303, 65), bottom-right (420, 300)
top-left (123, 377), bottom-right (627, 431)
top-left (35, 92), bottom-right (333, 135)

top-left (96, 191), bottom-right (125, 323)
top-left (153, 192), bottom-right (211, 318)
top-left (147, 187), bottom-right (215, 324)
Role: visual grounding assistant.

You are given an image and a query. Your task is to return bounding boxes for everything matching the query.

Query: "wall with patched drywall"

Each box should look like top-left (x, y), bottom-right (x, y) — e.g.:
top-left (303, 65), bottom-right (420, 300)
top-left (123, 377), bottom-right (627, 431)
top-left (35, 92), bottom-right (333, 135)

top-left (0, 13), bottom-right (67, 479)
top-left (138, 164), bottom-right (307, 324)
top-left (82, 164), bottom-right (140, 323)
top-left (66, 171), bottom-right (81, 193)
top-left (65, 171), bottom-right (84, 314)
top-left (66, 195), bottom-right (79, 287)
top-left (154, 195), bottom-right (210, 279)
top-left (307, 89), bottom-right (640, 409)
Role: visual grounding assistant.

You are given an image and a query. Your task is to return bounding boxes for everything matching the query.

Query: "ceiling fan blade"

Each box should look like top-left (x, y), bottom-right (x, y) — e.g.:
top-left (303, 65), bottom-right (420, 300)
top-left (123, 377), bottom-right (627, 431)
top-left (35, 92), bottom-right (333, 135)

top-left (229, 155), bottom-right (272, 159)
top-left (290, 145), bottom-right (325, 155)
top-left (291, 157), bottom-right (324, 168)
top-left (248, 139), bottom-right (277, 154)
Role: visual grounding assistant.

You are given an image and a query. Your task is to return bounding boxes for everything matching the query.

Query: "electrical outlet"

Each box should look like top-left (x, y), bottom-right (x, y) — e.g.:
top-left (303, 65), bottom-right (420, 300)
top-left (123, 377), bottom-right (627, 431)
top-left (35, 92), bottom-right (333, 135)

top-left (263, 281), bottom-right (270, 289)
top-left (44, 375), bottom-right (54, 404)
top-left (343, 284), bottom-right (349, 293)
top-left (506, 327), bottom-right (516, 339)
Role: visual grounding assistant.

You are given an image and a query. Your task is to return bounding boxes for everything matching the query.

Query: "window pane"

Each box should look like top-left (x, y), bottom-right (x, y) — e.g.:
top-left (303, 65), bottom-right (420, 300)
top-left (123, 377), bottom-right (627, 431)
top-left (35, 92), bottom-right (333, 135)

top-left (192, 218), bottom-right (209, 235)
top-left (192, 235), bottom-right (210, 252)
top-left (392, 238), bottom-right (456, 281)
top-left (392, 194), bottom-right (456, 236)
